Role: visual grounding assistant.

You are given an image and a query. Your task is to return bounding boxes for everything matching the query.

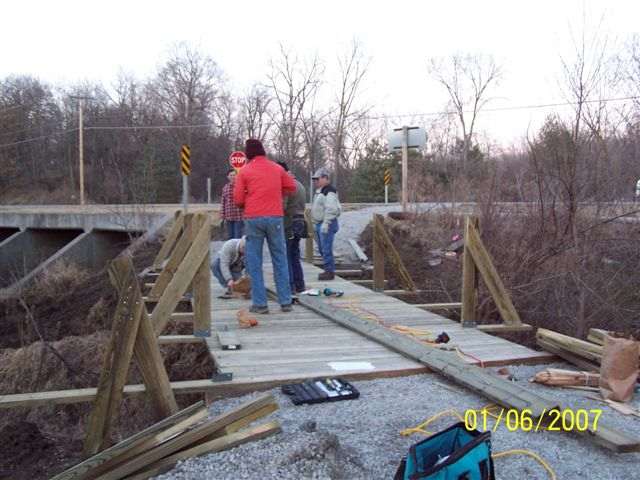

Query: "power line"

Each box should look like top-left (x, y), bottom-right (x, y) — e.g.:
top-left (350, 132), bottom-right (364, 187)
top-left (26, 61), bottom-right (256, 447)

top-left (362, 95), bottom-right (640, 121)
top-left (84, 122), bottom-right (221, 131)
top-left (0, 128), bottom-right (78, 149)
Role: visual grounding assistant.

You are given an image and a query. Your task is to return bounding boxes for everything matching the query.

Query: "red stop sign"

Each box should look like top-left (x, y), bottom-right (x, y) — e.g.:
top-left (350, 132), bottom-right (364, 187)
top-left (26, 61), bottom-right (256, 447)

top-left (229, 151), bottom-right (247, 170)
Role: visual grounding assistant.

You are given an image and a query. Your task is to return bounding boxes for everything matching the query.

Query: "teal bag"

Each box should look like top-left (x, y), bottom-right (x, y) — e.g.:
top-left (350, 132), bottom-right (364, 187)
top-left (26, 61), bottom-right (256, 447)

top-left (395, 422), bottom-right (495, 480)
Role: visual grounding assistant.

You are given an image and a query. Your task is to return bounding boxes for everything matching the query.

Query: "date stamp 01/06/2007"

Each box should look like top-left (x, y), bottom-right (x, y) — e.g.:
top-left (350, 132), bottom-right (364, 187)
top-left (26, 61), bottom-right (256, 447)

top-left (464, 407), bottom-right (603, 433)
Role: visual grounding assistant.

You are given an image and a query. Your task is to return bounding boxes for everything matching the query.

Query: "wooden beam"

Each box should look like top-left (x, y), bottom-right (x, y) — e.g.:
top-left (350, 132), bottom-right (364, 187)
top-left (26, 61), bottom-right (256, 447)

top-left (465, 220), bottom-right (522, 325)
top-left (372, 217), bottom-right (385, 291)
top-left (537, 339), bottom-right (599, 372)
top-left (95, 394), bottom-right (277, 480)
top-left (84, 257), bottom-right (146, 456)
top-left (384, 289), bottom-right (425, 295)
top-left (461, 217), bottom-right (479, 326)
top-left (127, 421), bottom-right (281, 480)
top-left (151, 211), bottom-right (184, 270)
top-left (414, 302), bottom-right (462, 310)
top-left (192, 214), bottom-right (212, 337)
top-left (151, 214), bottom-right (211, 335)
top-left (0, 380), bottom-right (221, 409)
top-left (373, 214), bottom-right (416, 291)
top-left (293, 294), bottom-right (640, 453)
top-left (51, 402), bottom-right (207, 480)
top-left (157, 335), bottom-right (205, 345)
top-left (352, 279), bottom-right (387, 286)
top-left (537, 328), bottom-right (603, 363)
top-left (170, 312), bottom-right (194, 323)
top-left (348, 238), bottom-right (368, 263)
top-left (587, 328), bottom-right (609, 346)
top-left (147, 214), bottom-right (194, 301)
top-left (477, 323), bottom-right (533, 333)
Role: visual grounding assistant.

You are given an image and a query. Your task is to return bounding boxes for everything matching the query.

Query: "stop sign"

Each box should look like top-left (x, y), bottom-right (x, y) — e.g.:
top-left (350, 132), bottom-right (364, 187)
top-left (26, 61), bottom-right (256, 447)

top-left (229, 151), bottom-right (247, 170)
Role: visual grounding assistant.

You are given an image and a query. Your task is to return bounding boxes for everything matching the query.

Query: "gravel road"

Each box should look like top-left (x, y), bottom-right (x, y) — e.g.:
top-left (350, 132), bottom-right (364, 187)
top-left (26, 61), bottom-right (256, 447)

top-left (157, 363), bottom-right (640, 480)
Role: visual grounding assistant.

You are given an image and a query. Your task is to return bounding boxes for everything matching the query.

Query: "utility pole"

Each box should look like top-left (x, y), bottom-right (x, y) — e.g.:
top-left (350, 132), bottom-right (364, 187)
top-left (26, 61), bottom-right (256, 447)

top-left (70, 96), bottom-right (90, 205)
top-left (401, 126), bottom-right (408, 212)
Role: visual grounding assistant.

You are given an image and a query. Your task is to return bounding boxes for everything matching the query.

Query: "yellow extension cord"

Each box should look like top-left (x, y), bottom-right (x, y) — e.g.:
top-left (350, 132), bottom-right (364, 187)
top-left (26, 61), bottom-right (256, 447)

top-left (338, 302), bottom-right (556, 478)
top-left (401, 407), bottom-right (557, 480)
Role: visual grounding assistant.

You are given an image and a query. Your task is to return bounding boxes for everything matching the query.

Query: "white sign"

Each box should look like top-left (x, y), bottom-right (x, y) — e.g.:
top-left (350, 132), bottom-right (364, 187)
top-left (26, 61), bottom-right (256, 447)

top-left (387, 126), bottom-right (427, 150)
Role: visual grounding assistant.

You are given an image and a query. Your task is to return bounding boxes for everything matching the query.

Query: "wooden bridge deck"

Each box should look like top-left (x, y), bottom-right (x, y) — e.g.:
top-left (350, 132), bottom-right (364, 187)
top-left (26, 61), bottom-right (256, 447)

top-left (204, 262), bottom-right (553, 390)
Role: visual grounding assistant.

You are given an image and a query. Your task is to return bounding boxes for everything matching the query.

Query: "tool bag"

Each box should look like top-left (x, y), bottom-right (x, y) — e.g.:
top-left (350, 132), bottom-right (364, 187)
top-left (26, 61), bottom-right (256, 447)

top-left (395, 422), bottom-right (495, 480)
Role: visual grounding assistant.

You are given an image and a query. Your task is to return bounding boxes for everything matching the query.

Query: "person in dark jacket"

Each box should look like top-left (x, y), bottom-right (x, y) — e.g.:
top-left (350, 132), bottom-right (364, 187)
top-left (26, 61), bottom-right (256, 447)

top-left (278, 161), bottom-right (307, 294)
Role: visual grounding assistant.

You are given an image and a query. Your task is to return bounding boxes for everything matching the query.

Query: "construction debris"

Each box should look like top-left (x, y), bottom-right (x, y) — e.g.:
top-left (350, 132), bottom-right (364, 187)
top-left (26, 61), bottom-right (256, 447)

top-left (52, 394), bottom-right (280, 480)
top-left (531, 368), bottom-right (600, 388)
top-left (536, 328), bottom-right (602, 371)
top-left (237, 308), bottom-right (259, 329)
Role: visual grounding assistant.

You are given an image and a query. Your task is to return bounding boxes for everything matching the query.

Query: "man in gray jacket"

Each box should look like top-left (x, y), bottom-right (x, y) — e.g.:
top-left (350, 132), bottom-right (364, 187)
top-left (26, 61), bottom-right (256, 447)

top-left (212, 236), bottom-right (246, 298)
top-left (278, 161), bottom-right (307, 293)
top-left (311, 167), bottom-right (341, 280)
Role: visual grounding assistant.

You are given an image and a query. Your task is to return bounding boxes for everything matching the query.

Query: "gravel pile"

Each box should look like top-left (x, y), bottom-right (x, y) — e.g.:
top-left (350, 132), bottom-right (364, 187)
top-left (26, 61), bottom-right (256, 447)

top-left (157, 363), bottom-right (640, 480)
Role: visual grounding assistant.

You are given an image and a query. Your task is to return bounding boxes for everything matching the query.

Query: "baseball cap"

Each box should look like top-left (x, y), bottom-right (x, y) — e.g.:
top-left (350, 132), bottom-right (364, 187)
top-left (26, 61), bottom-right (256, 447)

top-left (312, 167), bottom-right (330, 179)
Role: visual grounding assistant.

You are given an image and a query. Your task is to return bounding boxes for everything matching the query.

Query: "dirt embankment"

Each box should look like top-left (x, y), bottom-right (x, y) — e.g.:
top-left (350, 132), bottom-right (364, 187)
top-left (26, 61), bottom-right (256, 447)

top-left (0, 239), bottom-right (215, 480)
top-left (359, 209), bottom-right (640, 340)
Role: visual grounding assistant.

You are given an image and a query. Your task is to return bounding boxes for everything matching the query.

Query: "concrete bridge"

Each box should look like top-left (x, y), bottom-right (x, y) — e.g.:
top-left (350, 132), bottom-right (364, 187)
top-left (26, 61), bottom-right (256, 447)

top-left (0, 204), bottom-right (218, 298)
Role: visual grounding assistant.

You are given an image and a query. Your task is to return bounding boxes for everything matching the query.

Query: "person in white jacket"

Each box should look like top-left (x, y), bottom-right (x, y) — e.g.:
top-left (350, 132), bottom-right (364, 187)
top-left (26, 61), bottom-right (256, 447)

top-left (310, 167), bottom-right (341, 280)
top-left (211, 236), bottom-right (245, 298)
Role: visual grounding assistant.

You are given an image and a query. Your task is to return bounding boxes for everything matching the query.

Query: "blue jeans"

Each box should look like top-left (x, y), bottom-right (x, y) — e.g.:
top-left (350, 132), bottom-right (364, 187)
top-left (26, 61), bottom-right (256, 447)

top-left (244, 216), bottom-right (292, 307)
top-left (211, 257), bottom-right (243, 288)
top-left (226, 220), bottom-right (244, 239)
top-left (315, 219), bottom-right (339, 273)
top-left (286, 217), bottom-right (307, 293)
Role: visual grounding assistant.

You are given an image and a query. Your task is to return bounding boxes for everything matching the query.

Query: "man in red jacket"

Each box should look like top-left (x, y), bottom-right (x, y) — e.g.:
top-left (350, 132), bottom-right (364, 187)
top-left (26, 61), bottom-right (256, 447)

top-left (233, 139), bottom-right (297, 313)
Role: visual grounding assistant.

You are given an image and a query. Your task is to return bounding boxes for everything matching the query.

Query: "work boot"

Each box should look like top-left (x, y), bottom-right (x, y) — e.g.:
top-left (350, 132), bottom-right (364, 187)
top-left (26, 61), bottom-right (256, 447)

top-left (249, 305), bottom-right (269, 314)
top-left (217, 288), bottom-right (233, 299)
top-left (280, 304), bottom-right (293, 312)
top-left (318, 271), bottom-right (335, 281)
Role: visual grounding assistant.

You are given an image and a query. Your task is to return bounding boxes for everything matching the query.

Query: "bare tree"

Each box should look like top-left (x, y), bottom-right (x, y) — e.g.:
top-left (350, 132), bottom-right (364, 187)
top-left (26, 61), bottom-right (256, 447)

top-left (428, 53), bottom-right (501, 172)
top-left (242, 84), bottom-right (273, 142)
top-left (327, 40), bottom-right (370, 190)
top-left (267, 44), bottom-right (323, 165)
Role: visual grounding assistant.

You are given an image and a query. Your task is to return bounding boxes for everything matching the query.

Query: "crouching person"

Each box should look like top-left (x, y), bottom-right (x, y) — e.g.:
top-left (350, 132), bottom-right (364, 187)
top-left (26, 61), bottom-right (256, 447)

top-left (212, 236), bottom-right (246, 299)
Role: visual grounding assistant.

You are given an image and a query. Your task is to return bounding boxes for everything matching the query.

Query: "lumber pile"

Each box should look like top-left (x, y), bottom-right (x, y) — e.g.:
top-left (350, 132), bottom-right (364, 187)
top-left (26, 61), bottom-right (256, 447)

top-left (536, 328), bottom-right (603, 371)
top-left (531, 368), bottom-right (600, 387)
top-left (52, 393), bottom-right (280, 480)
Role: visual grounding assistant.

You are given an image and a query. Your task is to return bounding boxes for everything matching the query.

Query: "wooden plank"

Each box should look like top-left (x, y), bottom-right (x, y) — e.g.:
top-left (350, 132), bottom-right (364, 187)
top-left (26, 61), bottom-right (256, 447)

top-left (151, 214), bottom-right (211, 335)
top-left (374, 214), bottom-right (416, 291)
top-left (84, 257), bottom-right (145, 456)
top-left (147, 214), bottom-right (194, 301)
top-left (127, 421), bottom-right (281, 480)
top-left (151, 211), bottom-right (184, 270)
top-left (348, 238), bottom-right (369, 262)
top-left (537, 328), bottom-right (603, 362)
top-left (477, 323), bottom-right (533, 333)
top-left (415, 302), bottom-right (462, 310)
top-left (587, 328), bottom-right (609, 346)
top-left (171, 312), bottom-right (194, 323)
top-left (465, 221), bottom-right (522, 325)
top-left (295, 294), bottom-right (555, 416)
top-left (0, 380), bottom-right (221, 409)
top-left (293, 294), bottom-right (639, 452)
top-left (157, 335), bottom-right (205, 345)
top-left (537, 338), bottom-right (599, 372)
top-left (192, 215), bottom-right (212, 337)
top-left (50, 402), bottom-right (206, 480)
top-left (134, 290), bottom-right (179, 419)
top-left (461, 217), bottom-right (479, 325)
top-left (95, 394), bottom-right (277, 480)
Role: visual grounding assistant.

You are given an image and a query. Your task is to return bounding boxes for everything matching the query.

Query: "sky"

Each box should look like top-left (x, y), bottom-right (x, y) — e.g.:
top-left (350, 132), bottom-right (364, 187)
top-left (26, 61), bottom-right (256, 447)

top-left (1, 0), bottom-right (639, 146)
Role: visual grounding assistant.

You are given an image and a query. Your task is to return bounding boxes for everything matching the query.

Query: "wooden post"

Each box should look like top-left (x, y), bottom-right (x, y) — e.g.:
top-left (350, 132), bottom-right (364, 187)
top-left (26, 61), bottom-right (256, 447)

top-left (192, 214), bottom-right (212, 337)
top-left (84, 257), bottom-right (145, 456)
top-left (461, 216), bottom-right (479, 327)
top-left (465, 220), bottom-right (522, 326)
top-left (373, 216), bottom-right (385, 291)
top-left (373, 214), bottom-right (416, 291)
top-left (304, 209), bottom-right (314, 264)
top-left (152, 212), bottom-right (184, 271)
top-left (148, 214), bottom-right (193, 300)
